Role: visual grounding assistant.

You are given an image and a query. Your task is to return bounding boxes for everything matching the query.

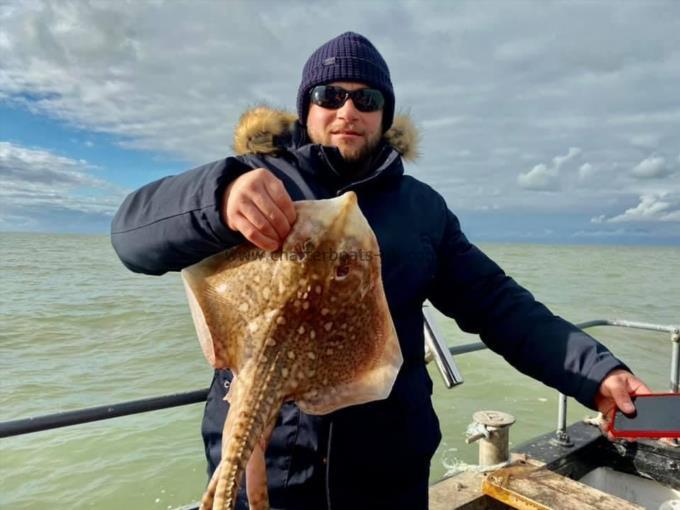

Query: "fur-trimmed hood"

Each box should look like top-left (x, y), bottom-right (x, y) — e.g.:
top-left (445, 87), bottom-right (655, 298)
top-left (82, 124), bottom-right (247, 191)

top-left (232, 107), bottom-right (419, 161)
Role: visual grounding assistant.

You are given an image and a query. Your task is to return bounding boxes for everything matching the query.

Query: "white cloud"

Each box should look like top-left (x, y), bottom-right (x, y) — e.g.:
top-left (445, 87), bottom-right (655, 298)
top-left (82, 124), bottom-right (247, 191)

top-left (631, 156), bottom-right (672, 179)
top-left (593, 193), bottom-right (680, 223)
top-left (449, 149), bottom-right (472, 158)
top-left (421, 116), bottom-right (467, 129)
top-left (1, 0), bottom-right (680, 239)
top-left (517, 163), bottom-right (559, 190)
top-left (572, 227), bottom-right (656, 239)
top-left (492, 147), bottom-right (520, 156)
top-left (553, 147), bottom-right (581, 169)
top-left (0, 0), bottom-right (308, 162)
top-left (630, 133), bottom-right (660, 149)
top-left (494, 38), bottom-right (545, 63)
top-left (0, 141), bottom-right (127, 226)
top-left (578, 162), bottom-right (595, 180)
top-left (518, 147), bottom-right (581, 190)
top-left (0, 141), bottom-right (104, 188)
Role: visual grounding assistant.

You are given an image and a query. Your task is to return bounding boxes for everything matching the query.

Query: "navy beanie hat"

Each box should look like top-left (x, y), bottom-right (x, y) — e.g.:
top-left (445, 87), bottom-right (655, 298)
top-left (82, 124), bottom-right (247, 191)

top-left (297, 32), bottom-right (395, 132)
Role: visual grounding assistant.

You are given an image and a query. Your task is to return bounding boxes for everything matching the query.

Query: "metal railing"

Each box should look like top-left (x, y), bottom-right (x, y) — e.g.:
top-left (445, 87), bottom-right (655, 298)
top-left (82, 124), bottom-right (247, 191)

top-left (553, 320), bottom-right (680, 446)
top-left (0, 390), bottom-right (209, 438)
top-left (1, 319), bottom-right (678, 442)
top-left (437, 319), bottom-right (680, 447)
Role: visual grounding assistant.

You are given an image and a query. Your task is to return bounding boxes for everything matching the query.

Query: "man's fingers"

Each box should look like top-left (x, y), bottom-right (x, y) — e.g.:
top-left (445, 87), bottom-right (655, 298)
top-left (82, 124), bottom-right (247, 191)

top-left (610, 382), bottom-right (635, 414)
top-left (626, 378), bottom-right (652, 414)
top-left (630, 380), bottom-right (653, 396)
top-left (599, 370), bottom-right (654, 415)
top-left (231, 214), bottom-right (279, 252)
top-left (250, 184), bottom-right (292, 241)
top-left (596, 371), bottom-right (654, 442)
top-left (223, 169), bottom-right (296, 249)
top-left (265, 177), bottom-right (296, 225)
top-left (238, 200), bottom-right (281, 244)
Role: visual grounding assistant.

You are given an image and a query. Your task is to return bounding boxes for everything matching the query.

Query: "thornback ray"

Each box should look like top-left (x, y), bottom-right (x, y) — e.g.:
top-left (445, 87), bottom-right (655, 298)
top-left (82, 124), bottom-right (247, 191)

top-left (181, 191), bottom-right (402, 510)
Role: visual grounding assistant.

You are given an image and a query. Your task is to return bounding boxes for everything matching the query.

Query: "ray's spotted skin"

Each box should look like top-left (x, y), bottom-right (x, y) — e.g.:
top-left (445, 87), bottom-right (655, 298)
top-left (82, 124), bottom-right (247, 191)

top-left (182, 192), bottom-right (402, 510)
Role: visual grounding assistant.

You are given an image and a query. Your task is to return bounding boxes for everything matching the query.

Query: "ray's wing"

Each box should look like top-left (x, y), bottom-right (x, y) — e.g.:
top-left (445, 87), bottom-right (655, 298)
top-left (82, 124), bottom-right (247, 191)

top-left (295, 290), bottom-right (401, 414)
top-left (182, 245), bottom-right (285, 370)
top-left (288, 193), bottom-right (403, 414)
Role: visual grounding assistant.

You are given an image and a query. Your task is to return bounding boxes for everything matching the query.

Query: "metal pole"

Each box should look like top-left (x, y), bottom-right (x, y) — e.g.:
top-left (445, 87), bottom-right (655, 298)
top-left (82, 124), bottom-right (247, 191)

top-left (670, 328), bottom-right (680, 393)
top-left (576, 319), bottom-right (678, 333)
top-left (557, 393), bottom-right (567, 435)
top-left (449, 342), bottom-right (486, 356)
top-left (551, 393), bottom-right (573, 447)
top-left (0, 389), bottom-right (209, 438)
top-left (423, 305), bottom-right (464, 388)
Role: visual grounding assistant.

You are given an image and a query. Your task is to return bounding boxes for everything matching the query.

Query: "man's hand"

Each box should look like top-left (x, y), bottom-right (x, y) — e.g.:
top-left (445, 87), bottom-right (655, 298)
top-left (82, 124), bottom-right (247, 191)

top-left (222, 168), bottom-right (296, 251)
top-left (594, 368), bottom-right (652, 440)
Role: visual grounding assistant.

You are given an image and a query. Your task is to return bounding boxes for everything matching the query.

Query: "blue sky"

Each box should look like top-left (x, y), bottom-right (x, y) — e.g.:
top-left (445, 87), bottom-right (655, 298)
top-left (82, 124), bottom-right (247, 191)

top-left (1, 0), bottom-right (679, 244)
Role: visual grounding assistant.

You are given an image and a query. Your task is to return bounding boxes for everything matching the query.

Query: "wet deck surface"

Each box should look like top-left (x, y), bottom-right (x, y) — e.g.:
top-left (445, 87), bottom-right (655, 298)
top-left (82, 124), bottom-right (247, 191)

top-left (429, 470), bottom-right (509, 510)
top-left (482, 460), bottom-right (644, 510)
top-left (429, 453), bottom-right (647, 510)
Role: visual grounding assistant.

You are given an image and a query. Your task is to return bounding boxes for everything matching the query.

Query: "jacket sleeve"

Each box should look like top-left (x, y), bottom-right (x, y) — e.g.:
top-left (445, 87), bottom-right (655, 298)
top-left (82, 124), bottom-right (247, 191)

top-left (427, 201), bottom-right (628, 410)
top-left (110, 157), bottom-right (253, 275)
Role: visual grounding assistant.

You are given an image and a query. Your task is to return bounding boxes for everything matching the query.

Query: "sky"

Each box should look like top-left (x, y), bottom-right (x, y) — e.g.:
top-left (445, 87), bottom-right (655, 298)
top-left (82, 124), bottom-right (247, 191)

top-left (1, 0), bottom-right (679, 244)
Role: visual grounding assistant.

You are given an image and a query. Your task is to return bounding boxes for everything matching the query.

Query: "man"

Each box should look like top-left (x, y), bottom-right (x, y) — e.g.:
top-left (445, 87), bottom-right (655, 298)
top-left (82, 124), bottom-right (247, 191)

top-left (111, 32), bottom-right (649, 509)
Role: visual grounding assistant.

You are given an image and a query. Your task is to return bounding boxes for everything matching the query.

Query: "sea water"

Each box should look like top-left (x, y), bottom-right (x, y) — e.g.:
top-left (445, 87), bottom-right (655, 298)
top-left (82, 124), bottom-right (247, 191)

top-left (1, 233), bottom-right (678, 509)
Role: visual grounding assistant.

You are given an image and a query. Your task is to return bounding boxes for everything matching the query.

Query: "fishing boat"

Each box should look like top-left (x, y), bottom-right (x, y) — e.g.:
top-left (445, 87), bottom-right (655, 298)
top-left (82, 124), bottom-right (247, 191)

top-left (427, 315), bottom-right (680, 510)
top-left (1, 312), bottom-right (678, 509)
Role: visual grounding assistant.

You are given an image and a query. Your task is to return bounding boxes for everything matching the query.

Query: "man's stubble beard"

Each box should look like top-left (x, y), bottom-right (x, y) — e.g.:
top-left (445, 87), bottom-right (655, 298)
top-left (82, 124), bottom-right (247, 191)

top-left (337, 132), bottom-right (382, 164)
top-left (309, 128), bottom-right (383, 173)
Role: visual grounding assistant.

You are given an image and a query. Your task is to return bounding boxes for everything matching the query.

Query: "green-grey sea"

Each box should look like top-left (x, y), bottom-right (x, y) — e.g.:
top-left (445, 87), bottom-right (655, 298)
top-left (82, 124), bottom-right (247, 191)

top-left (1, 233), bottom-right (678, 509)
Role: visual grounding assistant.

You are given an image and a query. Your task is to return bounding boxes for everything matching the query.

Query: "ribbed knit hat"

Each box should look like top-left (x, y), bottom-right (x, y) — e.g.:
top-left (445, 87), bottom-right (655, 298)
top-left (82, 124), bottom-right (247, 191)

top-left (297, 32), bottom-right (394, 132)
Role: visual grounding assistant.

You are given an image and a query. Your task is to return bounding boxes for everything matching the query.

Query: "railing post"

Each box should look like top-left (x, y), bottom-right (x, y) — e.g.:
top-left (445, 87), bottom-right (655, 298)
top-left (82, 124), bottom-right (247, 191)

top-left (671, 328), bottom-right (679, 393)
top-left (551, 393), bottom-right (573, 447)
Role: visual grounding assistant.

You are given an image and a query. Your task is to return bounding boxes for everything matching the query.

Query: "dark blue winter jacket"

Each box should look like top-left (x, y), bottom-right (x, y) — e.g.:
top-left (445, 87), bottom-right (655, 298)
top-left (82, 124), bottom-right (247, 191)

top-left (111, 108), bottom-right (626, 510)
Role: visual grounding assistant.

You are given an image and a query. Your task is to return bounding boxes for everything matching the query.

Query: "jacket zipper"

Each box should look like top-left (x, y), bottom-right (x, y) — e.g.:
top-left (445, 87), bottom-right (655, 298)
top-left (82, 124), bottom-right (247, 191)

top-left (337, 149), bottom-right (400, 195)
top-left (325, 420), bottom-right (334, 510)
top-left (316, 145), bottom-right (400, 196)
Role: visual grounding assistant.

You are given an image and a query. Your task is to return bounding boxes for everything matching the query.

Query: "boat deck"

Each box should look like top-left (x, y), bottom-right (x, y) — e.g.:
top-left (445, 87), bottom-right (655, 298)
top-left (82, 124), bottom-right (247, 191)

top-left (429, 421), bottom-right (679, 509)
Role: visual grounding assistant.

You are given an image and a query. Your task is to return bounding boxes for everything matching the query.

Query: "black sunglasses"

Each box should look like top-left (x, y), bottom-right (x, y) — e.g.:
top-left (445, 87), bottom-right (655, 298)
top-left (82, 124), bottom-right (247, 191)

top-left (310, 85), bottom-right (385, 112)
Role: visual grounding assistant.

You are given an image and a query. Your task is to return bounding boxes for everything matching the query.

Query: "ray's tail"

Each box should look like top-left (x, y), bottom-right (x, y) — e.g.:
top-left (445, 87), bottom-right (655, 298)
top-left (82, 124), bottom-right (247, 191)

top-left (201, 354), bottom-right (288, 510)
top-left (200, 463), bottom-right (221, 509)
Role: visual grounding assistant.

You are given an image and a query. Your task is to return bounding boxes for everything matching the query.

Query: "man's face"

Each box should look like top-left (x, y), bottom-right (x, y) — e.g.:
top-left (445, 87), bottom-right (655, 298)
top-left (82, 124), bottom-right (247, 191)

top-left (306, 81), bottom-right (383, 163)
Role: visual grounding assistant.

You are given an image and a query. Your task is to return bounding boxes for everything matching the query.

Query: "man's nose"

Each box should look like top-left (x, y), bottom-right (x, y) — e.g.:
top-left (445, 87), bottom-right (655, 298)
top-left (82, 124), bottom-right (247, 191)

top-left (337, 98), bottom-right (360, 121)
